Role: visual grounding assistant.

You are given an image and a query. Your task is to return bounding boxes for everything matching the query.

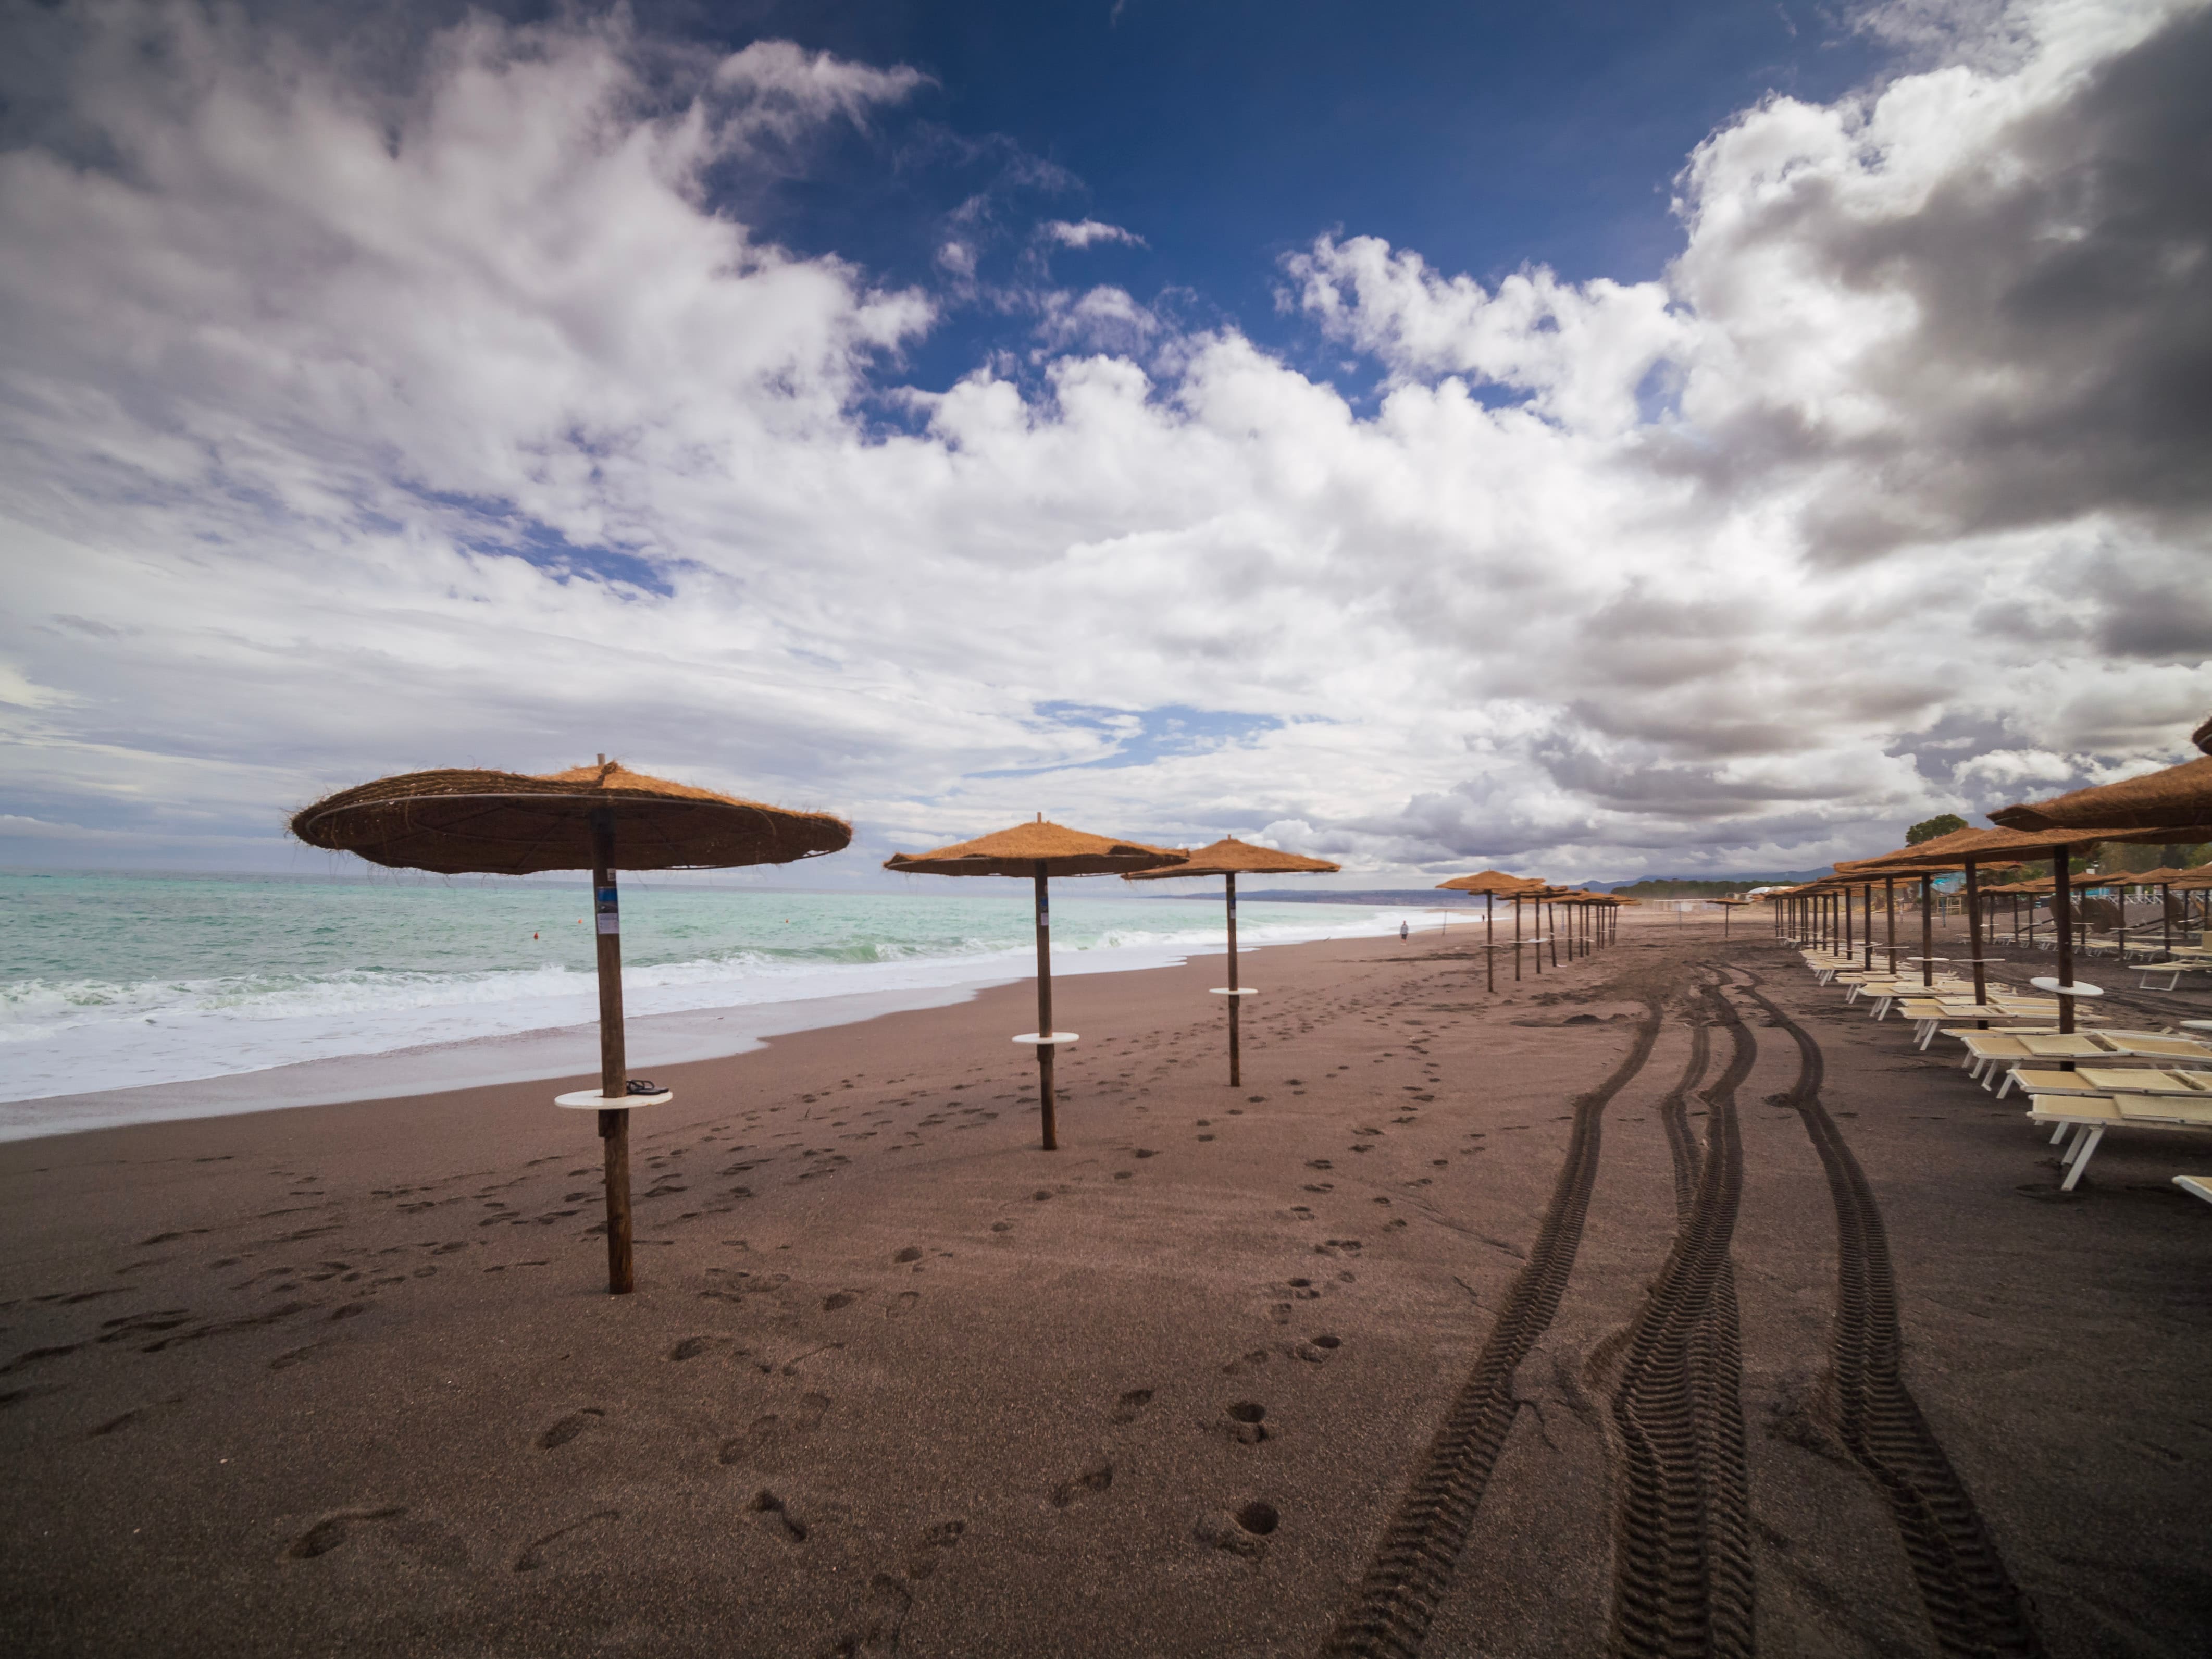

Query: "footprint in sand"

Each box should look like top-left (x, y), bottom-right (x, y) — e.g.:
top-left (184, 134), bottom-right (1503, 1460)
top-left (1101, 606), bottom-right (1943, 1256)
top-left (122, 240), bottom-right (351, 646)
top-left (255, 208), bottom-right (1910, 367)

top-left (87, 1392), bottom-right (187, 1436)
top-left (1049, 1462), bottom-right (1113, 1509)
top-left (1194, 1501), bottom-right (1278, 1559)
top-left (905, 1518), bottom-right (966, 1580)
top-left (536, 1408), bottom-right (604, 1451)
top-left (748, 1489), bottom-right (809, 1543)
top-left (285, 1506), bottom-right (407, 1559)
top-left (1298, 1335), bottom-right (1344, 1363)
top-left (893, 1246), bottom-right (924, 1264)
top-left (669, 1336), bottom-right (712, 1361)
top-left (718, 1392), bottom-right (830, 1466)
top-left (822, 1291), bottom-right (861, 1312)
top-left (511, 1508), bottom-right (621, 1573)
top-left (1109, 1388), bottom-right (1153, 1424)
top-left (889, 1291), bottom-right (921, 1318)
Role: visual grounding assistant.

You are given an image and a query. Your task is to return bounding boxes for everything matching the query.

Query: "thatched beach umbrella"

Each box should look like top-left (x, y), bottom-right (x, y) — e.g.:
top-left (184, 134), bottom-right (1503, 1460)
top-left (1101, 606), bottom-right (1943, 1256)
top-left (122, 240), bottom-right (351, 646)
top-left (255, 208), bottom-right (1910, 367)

top-left (1992, 719), bottom-right (2212, 834)
top-left (1122, 837), bottom-right (1340, 1085)
top-left (885, 818), bottom-right (1185, 1149)
top-left (292, 758), bottom-right (851, 1295)
top-left (1711, 896), bottom-right (1751, 938)
top-left (1436, 870), bottom-right (1544, 991)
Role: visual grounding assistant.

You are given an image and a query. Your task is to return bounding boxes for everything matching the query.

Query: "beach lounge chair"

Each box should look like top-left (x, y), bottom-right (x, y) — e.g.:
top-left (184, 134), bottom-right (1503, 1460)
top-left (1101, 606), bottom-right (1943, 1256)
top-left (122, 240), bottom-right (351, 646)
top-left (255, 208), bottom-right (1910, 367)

top-left (2177, 1175), bottom-right (2212, 1206)
top-left (2025, 1091), bottom-right (2212, 1191)
top-left (2138, 960), bottom-right (2212, 992)
top-left (1953, 1032), bottom-right (2039, 1087)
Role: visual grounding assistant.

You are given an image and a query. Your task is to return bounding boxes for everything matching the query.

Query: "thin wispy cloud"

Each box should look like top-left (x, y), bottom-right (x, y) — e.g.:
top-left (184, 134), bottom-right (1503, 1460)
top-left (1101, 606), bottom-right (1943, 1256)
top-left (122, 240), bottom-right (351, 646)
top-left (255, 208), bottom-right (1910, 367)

top-left (1042, 219), bottom-right (1147, 250)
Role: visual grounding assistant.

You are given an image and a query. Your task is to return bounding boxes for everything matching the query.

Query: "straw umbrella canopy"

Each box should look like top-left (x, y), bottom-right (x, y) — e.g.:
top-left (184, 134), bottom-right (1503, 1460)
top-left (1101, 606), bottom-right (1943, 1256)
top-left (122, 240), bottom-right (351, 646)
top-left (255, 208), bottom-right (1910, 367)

top-left (1991, 719), bottom-right (2212, 834)
top-left (885, 818), bottom-right (1185, 1149)
top-left (1436, 870), bottom-right (1545, 991)
top-left (291, 759), bottom-right (851, 1295)
top-left (1123, 837), bottom-right (1339, 1086)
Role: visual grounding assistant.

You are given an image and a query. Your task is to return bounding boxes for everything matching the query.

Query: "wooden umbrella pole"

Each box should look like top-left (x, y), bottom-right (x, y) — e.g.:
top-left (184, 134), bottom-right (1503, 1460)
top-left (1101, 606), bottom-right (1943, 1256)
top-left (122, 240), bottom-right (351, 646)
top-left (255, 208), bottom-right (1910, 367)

top-left (1964, 859), bottom-right (1987, 1008)
top-left (1034, 862), bottom-right (1058, 1151)
top-left (2054, 855), bottom-right (2076, 1037)
top-left (1919, 876), bottom-right (1934, 986)
top-left (590, 814), bottom-right (635, 1297)
top-left (1885, 878), bottom-right (1896, 969)
top-left (1225, 871), bottom-right (1241, 1087)
top-left (2163, 881), bottom-right (2173, 954)
top-left (1549, 901), bottom-right (1559, 969)
top-left (1485, 894), bottom-right (1495, 993)
top-left (1514, 897), bottom-right (1524, 979)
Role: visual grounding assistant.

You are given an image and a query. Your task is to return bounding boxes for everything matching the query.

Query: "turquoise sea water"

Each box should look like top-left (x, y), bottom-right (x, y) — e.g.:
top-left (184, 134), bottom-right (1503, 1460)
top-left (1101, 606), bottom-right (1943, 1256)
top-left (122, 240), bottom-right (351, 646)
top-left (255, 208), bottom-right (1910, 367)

top-left (0, 872), bottom-right (1416, 1105)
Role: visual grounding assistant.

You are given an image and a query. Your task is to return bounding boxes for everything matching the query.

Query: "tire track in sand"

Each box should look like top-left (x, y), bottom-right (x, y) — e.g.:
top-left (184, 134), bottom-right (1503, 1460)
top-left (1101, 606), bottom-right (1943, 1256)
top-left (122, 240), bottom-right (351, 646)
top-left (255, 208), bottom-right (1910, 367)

top-left (1736, 972), bottom-right (2043, 1658)
top-left (1321, 988), bottom-right (1664, 1659)
top-left (1602, 982), bottom-right (1754, 1659)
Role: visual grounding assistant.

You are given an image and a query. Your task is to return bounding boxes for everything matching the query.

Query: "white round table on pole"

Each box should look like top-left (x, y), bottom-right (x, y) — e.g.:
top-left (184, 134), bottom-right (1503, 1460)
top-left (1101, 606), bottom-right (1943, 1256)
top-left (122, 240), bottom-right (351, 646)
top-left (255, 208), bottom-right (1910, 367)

top-left (555, 1089), bottom-right (674, 1110)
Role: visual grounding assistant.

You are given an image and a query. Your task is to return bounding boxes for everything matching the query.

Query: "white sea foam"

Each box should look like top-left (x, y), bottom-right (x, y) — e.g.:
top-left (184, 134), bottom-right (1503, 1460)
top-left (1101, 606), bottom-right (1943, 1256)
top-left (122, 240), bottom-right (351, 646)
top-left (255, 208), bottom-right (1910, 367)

top-left (0, 876), bottom-right (1444, 1122)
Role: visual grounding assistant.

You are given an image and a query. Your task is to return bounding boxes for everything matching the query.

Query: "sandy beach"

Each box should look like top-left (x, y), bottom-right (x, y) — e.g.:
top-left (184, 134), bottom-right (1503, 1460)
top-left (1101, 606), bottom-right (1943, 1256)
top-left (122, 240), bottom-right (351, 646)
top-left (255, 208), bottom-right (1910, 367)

top-left (4, 914), bottom-right (2208, 1657)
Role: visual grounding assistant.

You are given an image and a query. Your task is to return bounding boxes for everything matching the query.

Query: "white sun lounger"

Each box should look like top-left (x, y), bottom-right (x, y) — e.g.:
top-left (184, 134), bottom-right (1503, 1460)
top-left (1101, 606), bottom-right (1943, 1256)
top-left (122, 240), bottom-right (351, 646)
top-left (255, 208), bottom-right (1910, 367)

top-left (2138, 961), bottom-right (2212, 992)
top-left (2026, 1092), bottom-right (2212, 1192)
top-left (2177, 1175), bottom-right (2212, 1206)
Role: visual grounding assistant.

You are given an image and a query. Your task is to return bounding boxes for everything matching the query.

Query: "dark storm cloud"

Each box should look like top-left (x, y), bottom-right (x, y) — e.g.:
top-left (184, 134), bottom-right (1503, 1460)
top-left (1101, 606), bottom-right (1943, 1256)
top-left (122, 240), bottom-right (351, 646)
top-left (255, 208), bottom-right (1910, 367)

top-left (1675, 3), bottom-right (2212, 556)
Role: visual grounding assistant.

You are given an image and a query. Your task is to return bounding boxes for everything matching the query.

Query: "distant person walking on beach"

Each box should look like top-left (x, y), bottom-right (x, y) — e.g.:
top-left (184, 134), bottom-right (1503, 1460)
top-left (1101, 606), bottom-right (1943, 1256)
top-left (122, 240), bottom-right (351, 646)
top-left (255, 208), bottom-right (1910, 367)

top-left (1399, 920), bottom-right (1409, 941)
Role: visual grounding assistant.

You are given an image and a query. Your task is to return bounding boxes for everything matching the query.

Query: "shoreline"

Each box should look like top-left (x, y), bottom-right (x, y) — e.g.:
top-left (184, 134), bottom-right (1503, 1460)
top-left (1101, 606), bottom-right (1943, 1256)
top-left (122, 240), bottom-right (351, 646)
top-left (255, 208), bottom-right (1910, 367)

top-left (2, 919), bottom-right (1443, 1142)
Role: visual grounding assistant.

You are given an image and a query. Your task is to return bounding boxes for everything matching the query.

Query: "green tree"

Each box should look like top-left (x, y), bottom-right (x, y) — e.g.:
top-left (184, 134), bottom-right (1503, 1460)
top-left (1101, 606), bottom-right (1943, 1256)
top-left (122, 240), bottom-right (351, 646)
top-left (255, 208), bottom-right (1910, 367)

top-left (1906, 813), bottom-right (1968, 845)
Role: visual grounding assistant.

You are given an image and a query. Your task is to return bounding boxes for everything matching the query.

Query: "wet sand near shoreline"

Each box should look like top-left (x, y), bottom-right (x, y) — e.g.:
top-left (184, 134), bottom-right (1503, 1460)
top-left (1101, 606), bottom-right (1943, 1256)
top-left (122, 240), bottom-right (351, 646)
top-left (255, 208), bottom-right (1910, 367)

top-left (3, 918), bottom-right (2208, 1657)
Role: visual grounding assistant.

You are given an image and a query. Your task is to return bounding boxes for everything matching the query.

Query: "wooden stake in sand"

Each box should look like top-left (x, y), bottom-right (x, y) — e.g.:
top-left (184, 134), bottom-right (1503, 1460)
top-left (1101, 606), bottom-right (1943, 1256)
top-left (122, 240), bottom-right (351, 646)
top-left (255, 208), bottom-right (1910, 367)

top-left (890, 818), bottom-right (1186, 1147)
top-left (1126, 837), bottom-right (1339, 1087)
top-left (290, 759), bottom-right (850, 1295)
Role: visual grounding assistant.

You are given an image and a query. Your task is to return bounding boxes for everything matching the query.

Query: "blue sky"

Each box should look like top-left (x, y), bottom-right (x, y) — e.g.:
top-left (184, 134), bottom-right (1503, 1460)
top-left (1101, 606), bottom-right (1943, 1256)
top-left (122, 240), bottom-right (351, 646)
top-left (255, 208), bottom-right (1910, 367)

top-left (2, 0), bottom-right (2207, 885)
top-left (652, 1), bottom-right (1886, 391)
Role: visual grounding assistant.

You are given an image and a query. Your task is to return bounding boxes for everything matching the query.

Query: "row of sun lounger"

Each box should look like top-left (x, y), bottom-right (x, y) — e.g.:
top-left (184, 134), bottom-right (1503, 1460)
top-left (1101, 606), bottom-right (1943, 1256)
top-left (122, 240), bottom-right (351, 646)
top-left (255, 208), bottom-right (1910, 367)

top-left (1793, 946), bottom-right (2212, 1197)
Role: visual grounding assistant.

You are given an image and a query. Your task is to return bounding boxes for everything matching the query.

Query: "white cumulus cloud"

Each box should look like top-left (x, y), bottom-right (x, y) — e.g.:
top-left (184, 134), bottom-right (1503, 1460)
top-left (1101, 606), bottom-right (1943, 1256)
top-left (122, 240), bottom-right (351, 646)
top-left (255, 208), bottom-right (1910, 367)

top-left (0, 0), bottom-right (2206, 884)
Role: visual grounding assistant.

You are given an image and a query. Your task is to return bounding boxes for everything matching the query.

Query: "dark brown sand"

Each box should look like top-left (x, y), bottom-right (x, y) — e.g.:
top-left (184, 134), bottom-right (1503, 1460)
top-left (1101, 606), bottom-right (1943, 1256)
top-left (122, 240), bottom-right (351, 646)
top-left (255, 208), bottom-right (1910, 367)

top-left (3, 916), bottom-right (2208, 1657)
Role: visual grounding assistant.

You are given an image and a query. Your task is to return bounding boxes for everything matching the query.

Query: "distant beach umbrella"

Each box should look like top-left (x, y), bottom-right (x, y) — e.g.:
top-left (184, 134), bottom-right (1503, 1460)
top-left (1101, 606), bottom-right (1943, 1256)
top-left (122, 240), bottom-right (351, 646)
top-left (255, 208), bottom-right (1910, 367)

top-left (1840, 826), bottom-right (2161, 1032)
top-left (885, 818), bottom-right (1185, 1149)
top-left (1122, 837), bottom-right (1338, 1086)
top-left (292, 759), bottom-right (850, 1295)
top-left (1436, 871), bottom-right (1545, 990)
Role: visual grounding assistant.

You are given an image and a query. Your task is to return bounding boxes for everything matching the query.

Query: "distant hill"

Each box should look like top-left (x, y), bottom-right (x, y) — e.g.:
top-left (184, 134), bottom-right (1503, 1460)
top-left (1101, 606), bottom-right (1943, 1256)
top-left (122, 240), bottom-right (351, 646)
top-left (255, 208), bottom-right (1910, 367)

top-left (1595, 875), bottom-right (1826, 898)
top-left (1193, 889), bottom-right (1475, 907)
